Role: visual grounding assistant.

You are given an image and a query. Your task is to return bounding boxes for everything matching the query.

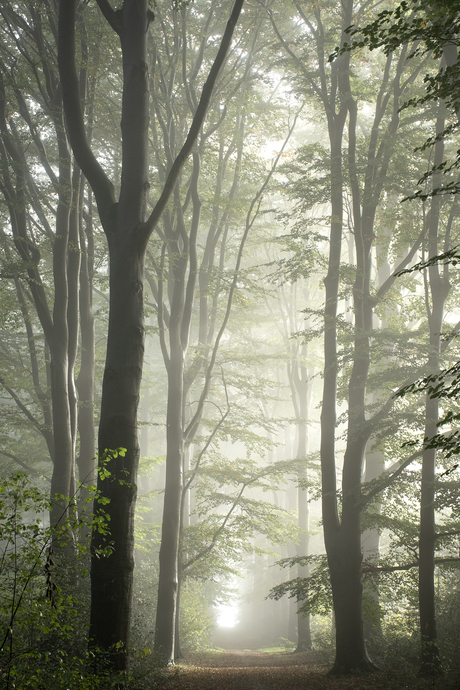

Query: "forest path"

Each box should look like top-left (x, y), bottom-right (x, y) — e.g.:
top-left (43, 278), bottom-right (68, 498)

top-left (158, 650), bottom-right (398, 689)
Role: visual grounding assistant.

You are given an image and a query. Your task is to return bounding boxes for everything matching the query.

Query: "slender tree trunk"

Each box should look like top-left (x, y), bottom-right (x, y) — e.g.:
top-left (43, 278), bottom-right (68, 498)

top-left (362, 244), bottom-right (392, 643)
top-left (154, 264), bottom-right (185, 662)
top-left (321, 113), bottom-right (373, 672)
top-left (76, 193), bottom-right (96, 549)
top-left (174, 572), bottom-right (184, 660)
top-left (321, 16), bottom-right (410, 669)
top-left (76, 195), bottom-right (96, 490)
top-left (67, 166), bottom-right (83, 506)
top-left (77, 49), bottom-right (96, 495)
top-left (49, 117), bottom-right (76, 538)
top-left (325, 89), bottom-right (376, 670)
top-left (362, 443), bottom-right (382, 642)
top-left (418, 112), bottom-right (449, 677)
top-left (293, 346), bottom-right (312, 652)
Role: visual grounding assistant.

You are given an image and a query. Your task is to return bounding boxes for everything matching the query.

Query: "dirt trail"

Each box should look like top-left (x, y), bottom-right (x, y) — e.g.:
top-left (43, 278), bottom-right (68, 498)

top-left (158, 650), bottom-right (401, 690)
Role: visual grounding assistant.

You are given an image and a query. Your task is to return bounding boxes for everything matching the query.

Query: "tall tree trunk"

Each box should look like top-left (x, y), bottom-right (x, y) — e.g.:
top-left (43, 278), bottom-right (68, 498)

top-left (154, 254), bottom-right (186, 662)
top-left (59, 0), bottom-right (245, 669)
top-left (76, 193), bottom-right (96, 491)
top-left (362, 243), bottom-right (392, 643)
top-left (44, 112), bottom-right (76, 538)
top-left (321, 110), bottom-right (373, 673)
top-left (418, 111), bottom-right (449, 677)
top-left (321, 14), bottom-right (411, 670)
top-left (362, 442), bottom-right (382, 642)
top-left (90, 237), bottom-right (145, 667)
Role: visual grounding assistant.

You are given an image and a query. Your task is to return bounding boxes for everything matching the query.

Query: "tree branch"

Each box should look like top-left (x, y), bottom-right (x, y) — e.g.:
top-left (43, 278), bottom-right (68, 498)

top-left (362, 447), bottom-right (423, 504)
top-left (58, 0), bottom-right (116, 229)
top-left (0, 450), bottom-right (45, 477)
top-left (141, 0), bottom-right (245, 243)
top-left (364, 556), bottom-right (460, 574)
top-left (95, 0), bottom-right (122, 34)
top-left (184, 106), bottom-right (303, 442)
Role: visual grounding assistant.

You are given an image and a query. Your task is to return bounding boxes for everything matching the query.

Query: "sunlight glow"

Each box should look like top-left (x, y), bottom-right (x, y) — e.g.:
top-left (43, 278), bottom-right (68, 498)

top-left (216, 604), bottom-right (239, 628)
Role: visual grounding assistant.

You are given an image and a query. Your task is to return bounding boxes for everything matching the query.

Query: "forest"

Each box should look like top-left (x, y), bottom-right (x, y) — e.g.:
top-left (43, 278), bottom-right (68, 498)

top-left (0, 0), bottom-right (460, 688)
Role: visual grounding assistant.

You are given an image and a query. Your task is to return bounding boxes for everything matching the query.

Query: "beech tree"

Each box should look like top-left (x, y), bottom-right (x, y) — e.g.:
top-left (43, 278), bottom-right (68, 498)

top-left (277, 280), bottom-right (319, 651)
top-left (268, 0), bottom-right (438, 671)
top-left (340, 0), bottom-right (460, 673)
top-left (139, 1), bottom-right (300, 659)
top-left (0, 0), bottom-right (96, 533)
top-left (58, 0), bottom-right (245, 670)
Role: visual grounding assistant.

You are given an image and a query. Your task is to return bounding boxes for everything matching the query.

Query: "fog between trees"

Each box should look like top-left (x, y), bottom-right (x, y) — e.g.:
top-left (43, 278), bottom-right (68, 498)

top-left (0, 0), bottom-right (460, 686)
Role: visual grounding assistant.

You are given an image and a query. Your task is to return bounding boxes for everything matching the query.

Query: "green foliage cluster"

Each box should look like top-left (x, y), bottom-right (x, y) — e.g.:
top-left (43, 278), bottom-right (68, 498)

top-left (0, 474), bottom-right (97, 689)
top-left (0, 471), bottom-right (166, 689)
top-left (178, 581), bottom-right (214, 654)
top-left (335, 0), bottom-right (460, 199)
top-left (269, 554), bottom-right (332, 617)
top-left (340, 1), bottom-right (460, 59)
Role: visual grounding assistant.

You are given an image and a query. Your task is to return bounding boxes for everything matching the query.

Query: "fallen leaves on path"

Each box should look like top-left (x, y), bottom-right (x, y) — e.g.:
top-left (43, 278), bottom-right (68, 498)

top-left (157, 650), bottom-right (427, 690)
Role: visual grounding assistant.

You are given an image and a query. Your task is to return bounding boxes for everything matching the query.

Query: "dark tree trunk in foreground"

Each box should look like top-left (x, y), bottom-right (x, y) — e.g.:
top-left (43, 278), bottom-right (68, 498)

top-left (58, 0), bottom-right (244, 669)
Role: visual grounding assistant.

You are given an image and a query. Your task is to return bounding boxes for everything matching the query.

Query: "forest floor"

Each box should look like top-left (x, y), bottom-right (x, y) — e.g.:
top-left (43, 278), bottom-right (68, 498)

top-left (157, 649), bottom-right (456, 690)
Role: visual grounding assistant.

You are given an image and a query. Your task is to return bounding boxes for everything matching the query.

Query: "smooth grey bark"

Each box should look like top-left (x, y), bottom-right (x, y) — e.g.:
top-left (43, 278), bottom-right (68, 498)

top-left (362, 444), bottom-right (382, 641)
top-left (281, 286), bottom-right (313, 652)
top-left (268, 1), bottom-right (367, 668)
top-left (76, 194), bottom-right (97, 491)
top-left (0, 15), bottom-right (80, 536)
top-left (49, 114), bottom-right (75, 535)
top-left (361, 247), bottom-right (391, 642)
top-left (153, 126), bottom-right (243, 660)
top-left (76, 62), bottom-right (97, 498)
top-left (418, 111), bottom-right (450, 677)
top-left (295, 369), bottom-right (312, 652)
top-left (316, 1), bottom-right (373, 670)
top-left (154, 229), bottom-right (188, 661)
top-left (326, 35), bottom-right (429, 671)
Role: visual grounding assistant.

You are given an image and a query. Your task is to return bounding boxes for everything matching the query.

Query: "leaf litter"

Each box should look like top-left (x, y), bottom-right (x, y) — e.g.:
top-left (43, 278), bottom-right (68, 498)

top-left (158, 650), bottom-right (447, 690)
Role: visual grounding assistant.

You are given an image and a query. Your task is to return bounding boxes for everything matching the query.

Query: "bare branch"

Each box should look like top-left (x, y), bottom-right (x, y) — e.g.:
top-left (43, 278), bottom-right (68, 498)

top-left (141, 0), bottom-right (245, 242)
top-left (58, 0), bottom-right (115, 228)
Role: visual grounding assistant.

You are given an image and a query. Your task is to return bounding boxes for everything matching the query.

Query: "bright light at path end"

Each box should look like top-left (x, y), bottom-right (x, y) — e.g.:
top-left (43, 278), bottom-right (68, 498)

top-left (216, 604), bottom-right (239, 628)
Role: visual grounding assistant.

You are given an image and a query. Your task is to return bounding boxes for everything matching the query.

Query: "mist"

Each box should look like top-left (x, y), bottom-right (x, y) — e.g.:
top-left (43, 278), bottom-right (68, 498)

top-left (0, 0), bottom-right (459, 686)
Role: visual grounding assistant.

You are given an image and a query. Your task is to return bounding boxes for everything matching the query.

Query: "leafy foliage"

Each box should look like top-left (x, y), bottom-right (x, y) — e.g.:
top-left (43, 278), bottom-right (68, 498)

top-left (0, 473), bottom-right (107, 688)
top-left (269, 555), bottom-right (332, 617)
top-left (333, 0), bottom-right (460, 198)
top-left (0, 468), bottom-right (170, 689)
